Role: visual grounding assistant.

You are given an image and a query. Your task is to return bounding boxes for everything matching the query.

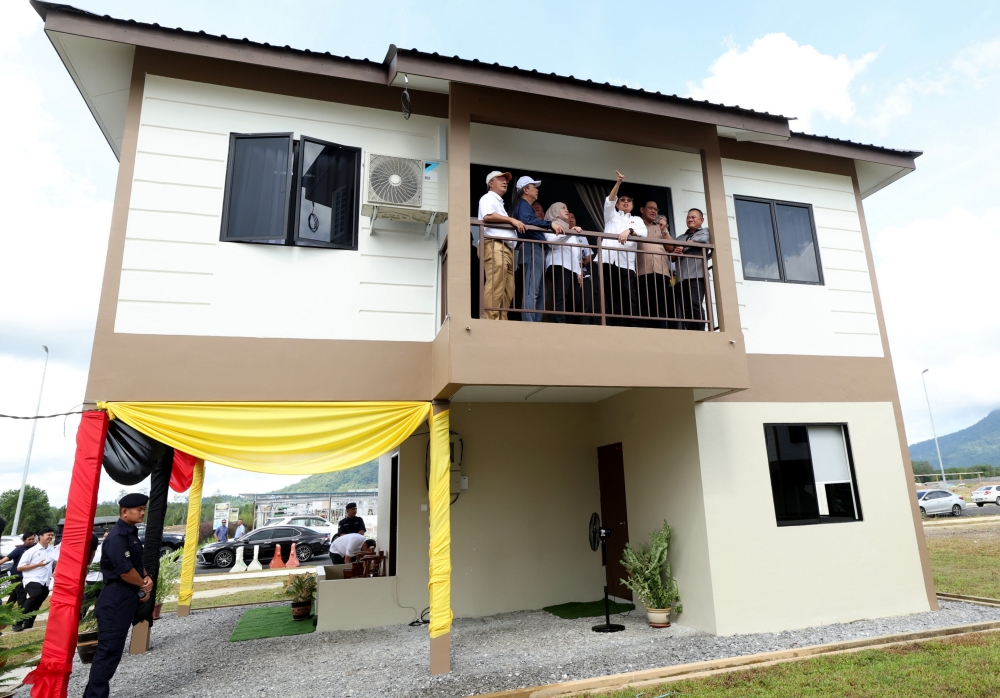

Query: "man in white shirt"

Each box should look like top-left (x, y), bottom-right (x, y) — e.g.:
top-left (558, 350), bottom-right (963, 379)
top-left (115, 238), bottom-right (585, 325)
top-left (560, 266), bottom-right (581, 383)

top-left (234, 519), bottom-right (246, 539)
top-left (329, 533), bottom-right (374, 564)
top-left (601, 171), bottom-right (647, 326)
top-left (14, 526), bottom-right (57, 631)
top-left (477, 170), bottom-right (525, 320)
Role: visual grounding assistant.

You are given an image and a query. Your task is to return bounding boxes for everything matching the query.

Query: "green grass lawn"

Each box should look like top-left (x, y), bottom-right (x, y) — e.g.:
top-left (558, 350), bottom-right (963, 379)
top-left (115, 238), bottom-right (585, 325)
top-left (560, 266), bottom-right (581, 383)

top-left (593, 632), bottom-right (1000, 698)
top-left (925, 520), bottom-right (1000, 598)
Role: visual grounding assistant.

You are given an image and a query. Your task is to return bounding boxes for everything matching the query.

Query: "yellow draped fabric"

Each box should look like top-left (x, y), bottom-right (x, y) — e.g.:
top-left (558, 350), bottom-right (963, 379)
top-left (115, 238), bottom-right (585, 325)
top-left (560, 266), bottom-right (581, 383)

top-left (177, 459), bottom-right (204, 610)
top-left (98, 400), bottom-right (453, 642)
top-left (427, 409), bottom-right (453, 639)
top-left (97, 401), bottom-right (431, 474)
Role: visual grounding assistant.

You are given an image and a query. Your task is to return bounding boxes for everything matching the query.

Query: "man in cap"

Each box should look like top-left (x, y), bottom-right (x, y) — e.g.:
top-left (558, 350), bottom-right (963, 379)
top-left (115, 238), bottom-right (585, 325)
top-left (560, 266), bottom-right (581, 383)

top-left (83, 493), bottom-right (153, 698)
top-left (337, 503), bottom-right (367, 536)
top-left (512, 175), bottom-right (565, 321)
top-left (477, 170), bottom-right (525, 320)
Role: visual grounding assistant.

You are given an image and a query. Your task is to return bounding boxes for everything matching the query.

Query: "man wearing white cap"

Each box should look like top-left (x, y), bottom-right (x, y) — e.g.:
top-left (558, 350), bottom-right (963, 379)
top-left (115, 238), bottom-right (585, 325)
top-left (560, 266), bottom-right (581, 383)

top-left (478, 170), bottom-right (524, 320)
top-left (512, 176), bottom-right (565, 321)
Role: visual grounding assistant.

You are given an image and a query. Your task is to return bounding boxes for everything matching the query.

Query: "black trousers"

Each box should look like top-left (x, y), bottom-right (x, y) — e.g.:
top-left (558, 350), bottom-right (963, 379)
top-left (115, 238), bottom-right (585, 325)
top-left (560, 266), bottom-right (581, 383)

top-left (331, 553), bottom-right (347, 565)
top-left (639, 272), bottom-right (681, 329)
top-left (83, 582), bottom-right (140, 698)
top-left (580, 274), bottom-right (595, 325)
top-left (8, 575), bottom-right (25, 606)
top-left (548, 265), bottom-right (582, 323)
top-left (20, 581), bottom-right (49, 629)
top-left (601, 263), bottom-right (640, 326)
top-left (677, 277), bottom-right (707, 330)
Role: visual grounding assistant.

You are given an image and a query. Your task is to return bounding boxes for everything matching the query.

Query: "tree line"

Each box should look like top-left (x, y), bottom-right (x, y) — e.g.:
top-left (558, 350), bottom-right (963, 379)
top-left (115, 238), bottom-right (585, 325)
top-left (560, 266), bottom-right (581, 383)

top-left (911, 460), bottom-right (1000, 479)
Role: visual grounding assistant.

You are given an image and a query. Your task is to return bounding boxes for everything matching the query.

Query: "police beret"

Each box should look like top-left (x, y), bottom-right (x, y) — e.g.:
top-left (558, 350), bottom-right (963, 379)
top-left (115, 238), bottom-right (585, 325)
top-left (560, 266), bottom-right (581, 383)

top-left (119, 493), bottom-right (149, 508)
top-left (346, 502), bottom-right (357, 509)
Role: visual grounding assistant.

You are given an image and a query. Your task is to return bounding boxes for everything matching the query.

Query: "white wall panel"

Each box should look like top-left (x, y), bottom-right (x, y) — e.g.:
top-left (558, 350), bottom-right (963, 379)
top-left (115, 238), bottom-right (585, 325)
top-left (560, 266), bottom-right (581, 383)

top-left (723, 159), bottom-right (883, 357)
top-left (115, 76), bottom-right (446, 341)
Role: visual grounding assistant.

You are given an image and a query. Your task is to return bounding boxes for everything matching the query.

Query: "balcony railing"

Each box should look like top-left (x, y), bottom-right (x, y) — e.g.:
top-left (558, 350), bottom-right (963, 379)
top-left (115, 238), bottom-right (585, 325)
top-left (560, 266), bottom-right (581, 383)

top-left (471, 219), bottom-right (716, 330)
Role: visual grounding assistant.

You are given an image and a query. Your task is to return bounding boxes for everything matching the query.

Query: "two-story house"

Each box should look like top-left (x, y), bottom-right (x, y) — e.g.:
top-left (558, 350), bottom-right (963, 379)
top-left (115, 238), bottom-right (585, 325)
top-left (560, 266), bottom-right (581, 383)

top-left (32, 0), bottom-right (932, 677)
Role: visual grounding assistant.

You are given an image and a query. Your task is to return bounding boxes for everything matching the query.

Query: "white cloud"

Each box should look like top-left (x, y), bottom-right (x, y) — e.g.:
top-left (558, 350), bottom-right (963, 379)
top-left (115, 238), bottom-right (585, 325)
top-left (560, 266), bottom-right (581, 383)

top-left (953, 39), bottom-right (1000, 88)
top-left (685, 33), bottom-right (876, 132)
top-left (873, 209), bottom-right (1000, 442)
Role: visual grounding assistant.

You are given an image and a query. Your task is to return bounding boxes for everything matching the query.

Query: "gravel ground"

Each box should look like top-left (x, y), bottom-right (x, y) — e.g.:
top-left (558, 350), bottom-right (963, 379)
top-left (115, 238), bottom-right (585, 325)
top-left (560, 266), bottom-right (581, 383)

top-left (19, 600), bottom-right (1000, 698)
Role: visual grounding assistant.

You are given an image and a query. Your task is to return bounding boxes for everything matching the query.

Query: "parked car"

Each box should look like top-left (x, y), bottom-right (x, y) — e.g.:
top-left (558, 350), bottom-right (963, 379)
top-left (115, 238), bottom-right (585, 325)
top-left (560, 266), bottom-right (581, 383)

top-left (917, 489), bottom-right (966, 517)
top-left (196, 525), bottom-right (330, 568)
top-left (1, 535), bottom-right (24, 558)
top-left (136, 525), bottom-right (185, 556)
top-left (263, 515), bottom-right (338, 538)
top-left (971, 485), bottom-right (1000, 507)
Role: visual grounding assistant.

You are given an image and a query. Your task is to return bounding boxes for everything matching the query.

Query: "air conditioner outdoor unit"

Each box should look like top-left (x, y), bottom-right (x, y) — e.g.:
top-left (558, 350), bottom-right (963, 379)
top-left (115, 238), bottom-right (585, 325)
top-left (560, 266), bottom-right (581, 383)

top-left (361, 153), bottom-right (449, 235)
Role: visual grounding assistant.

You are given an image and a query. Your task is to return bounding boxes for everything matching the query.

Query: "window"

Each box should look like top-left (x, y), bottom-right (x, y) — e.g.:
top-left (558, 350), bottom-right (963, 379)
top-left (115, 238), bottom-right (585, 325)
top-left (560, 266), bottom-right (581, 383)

top-left (734, 196), bottom-right (823, 284)
top-left (220, 133), bottom-right (361, 250)
top-left (765, 423), bottom-right (862, 526)
top-left (244, 529), bottom-right (273, 542)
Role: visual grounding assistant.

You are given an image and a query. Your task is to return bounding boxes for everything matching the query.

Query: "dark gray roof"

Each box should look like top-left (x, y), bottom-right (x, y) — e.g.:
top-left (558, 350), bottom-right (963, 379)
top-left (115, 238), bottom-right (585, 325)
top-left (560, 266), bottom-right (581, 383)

top-left (792, 131), bottom-right (922, 159)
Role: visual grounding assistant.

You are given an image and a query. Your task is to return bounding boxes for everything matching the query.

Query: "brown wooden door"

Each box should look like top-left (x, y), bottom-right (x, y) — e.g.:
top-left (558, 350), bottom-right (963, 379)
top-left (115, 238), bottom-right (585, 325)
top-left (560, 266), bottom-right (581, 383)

top-left (597, 442), bottom-right (631, 600)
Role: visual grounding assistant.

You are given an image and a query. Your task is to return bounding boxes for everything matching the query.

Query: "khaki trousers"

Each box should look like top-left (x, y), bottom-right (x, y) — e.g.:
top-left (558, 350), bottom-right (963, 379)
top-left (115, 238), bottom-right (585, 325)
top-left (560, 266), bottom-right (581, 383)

top-left (482, 239), bottom-right (514, 320)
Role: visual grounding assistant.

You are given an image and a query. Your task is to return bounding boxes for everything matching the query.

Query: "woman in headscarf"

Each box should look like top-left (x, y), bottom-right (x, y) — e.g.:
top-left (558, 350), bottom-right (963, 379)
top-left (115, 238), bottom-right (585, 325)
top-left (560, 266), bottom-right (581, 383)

top-left (543, 202), bottom-right (587, 323)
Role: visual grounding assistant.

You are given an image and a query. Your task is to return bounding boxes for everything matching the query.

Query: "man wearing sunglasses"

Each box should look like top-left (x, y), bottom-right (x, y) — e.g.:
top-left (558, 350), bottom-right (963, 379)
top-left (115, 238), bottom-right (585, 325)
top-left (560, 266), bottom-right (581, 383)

top-left (601, 171), bottom-right (646, 326)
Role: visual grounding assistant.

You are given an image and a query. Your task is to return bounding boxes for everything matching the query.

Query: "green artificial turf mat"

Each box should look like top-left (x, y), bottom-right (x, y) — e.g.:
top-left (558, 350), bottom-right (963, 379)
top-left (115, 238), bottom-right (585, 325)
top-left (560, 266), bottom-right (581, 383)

top-left (543, 599), bottom-right (635, 619)
top-left (229, 605), bottom-right (315, 642)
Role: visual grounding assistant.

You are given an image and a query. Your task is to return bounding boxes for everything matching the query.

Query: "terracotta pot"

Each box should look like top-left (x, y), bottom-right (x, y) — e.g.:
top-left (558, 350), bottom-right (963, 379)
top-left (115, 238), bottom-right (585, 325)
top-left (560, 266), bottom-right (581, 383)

top-left (290, 600), bottom-right (313, 621)
top-left (153, 603), bottom-right (163, 620)
top-left (646, 608), bottom-right (672, 628)
top-left (77, 630), bottom-right (100, 664)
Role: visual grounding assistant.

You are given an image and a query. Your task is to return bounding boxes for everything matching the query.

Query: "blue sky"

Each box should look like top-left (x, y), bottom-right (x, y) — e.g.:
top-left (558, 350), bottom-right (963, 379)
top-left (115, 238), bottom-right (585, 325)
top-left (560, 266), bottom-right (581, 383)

top-left (1, 0), bottom-right (999, 504)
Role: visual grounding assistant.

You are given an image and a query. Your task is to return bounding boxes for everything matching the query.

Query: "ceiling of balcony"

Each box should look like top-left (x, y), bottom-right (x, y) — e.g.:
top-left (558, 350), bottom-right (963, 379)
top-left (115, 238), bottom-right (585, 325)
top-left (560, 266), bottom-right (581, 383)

top-left (449, 386), bottom-right (629, 403)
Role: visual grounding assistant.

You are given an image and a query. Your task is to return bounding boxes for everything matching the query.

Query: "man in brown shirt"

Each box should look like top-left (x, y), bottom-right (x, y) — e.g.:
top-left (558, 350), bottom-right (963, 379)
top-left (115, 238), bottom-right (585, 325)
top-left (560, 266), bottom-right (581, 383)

top-left (636, 201), bottom-right (677, 329)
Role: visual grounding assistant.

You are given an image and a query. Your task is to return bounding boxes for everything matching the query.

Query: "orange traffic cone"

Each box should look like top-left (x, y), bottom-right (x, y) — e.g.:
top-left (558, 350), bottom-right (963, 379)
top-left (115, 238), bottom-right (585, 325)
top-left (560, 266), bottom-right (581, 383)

top-left (270, 544), bottom-right (285, 569)
top-left (286, 543), bottom-right (300, 568)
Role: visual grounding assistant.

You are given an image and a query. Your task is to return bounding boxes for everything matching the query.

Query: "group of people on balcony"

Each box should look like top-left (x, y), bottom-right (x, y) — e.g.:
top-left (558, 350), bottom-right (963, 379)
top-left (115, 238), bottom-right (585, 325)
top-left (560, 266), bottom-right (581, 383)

top-left (477, 169), bottom-right (711, 328)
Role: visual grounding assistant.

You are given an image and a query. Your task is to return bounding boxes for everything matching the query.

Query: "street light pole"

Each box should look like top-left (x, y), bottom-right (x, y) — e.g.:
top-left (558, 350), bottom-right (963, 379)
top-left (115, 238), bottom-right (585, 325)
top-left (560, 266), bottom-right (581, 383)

top-left (11, 346), bottom-right (49, 537)
top-left (921, 368), bottom-right (948, 487)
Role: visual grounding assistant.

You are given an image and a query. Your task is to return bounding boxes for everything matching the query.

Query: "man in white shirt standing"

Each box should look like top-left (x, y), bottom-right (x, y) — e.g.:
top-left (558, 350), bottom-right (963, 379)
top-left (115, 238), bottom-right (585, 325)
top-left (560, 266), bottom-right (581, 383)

top-left (601, 171), bottom-right (647, 326)
top-left (477, 170), bottom-right (525, 320)
top-left (13, 526), bottom-right (57, 631)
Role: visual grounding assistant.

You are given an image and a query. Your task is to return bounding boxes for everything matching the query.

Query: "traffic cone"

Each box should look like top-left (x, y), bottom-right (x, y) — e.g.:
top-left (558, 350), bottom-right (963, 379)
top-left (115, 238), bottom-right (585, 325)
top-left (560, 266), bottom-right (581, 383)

top-left (286, 543), bottom-right (300, 568)
top-left (270, 544), bottom-right (285, 569)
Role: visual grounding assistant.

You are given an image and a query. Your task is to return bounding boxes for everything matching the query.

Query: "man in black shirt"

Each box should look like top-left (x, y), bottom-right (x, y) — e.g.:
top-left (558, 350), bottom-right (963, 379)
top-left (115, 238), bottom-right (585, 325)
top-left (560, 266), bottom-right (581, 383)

top-left (337, 503), bottom-right (366, 536)
top-left (0, 532), bottom-right (36, 606)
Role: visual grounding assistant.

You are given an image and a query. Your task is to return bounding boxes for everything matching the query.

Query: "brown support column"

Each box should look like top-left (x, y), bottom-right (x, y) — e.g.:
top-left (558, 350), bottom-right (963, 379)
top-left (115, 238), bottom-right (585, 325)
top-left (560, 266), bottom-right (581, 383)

top-left (699, 134), bottom-right (743, 335)
top-left (128, 621), bottom-right (150, 654)
top-left (429, 400), bottom-right (451, 675)
top-left (852, 174), bottom-right (938, 610)
top-left (447, 85), bottom-right (473, 327)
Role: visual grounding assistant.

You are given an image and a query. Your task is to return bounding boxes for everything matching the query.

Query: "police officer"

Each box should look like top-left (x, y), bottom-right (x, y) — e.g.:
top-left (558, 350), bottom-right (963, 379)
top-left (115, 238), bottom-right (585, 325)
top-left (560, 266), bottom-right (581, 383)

top-left (83, 493), bottom-right (153, 698)
top-left (336, 502), bottom-right (366, 536)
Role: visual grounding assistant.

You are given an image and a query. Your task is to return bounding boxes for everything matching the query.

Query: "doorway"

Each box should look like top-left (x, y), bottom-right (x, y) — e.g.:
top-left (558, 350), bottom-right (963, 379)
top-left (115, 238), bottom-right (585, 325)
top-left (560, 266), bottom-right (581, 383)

top-left (597, 442), bottom-right (632, 601)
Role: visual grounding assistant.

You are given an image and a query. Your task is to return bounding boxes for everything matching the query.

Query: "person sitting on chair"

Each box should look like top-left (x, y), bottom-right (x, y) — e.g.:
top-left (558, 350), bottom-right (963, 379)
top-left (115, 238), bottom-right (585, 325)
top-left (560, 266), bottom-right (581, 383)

top-left (329, 533), bottom-right (374, 564)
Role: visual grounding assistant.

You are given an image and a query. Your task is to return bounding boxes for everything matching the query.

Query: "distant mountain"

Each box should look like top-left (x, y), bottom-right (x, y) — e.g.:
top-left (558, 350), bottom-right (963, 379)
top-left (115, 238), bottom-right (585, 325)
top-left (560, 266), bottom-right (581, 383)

top-left (909, 409), bottom-right (1000, 469)
top-left (274, 460), bottom-right (379, 493)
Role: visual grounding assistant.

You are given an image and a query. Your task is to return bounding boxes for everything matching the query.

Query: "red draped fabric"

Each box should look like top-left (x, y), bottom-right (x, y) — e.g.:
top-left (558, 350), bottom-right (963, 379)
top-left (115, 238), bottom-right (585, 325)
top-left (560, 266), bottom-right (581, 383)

top-left (170, 450), bottom-right (196, 492)
top-left (24, 410), bottom-right (109, 698)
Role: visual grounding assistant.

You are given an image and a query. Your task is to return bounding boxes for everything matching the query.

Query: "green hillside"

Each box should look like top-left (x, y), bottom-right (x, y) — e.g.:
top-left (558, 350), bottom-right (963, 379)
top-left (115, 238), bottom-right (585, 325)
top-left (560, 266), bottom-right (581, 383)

top-left (909, 409), bottom-right (1000, 470)
top-left (275, 460), bottom-right (379, 493)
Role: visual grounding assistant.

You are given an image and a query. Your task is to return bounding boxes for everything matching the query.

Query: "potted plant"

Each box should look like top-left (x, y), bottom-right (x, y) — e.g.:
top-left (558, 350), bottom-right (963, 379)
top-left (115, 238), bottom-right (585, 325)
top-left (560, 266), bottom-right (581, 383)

top-left (0, 578), bottom-right (42, 696)
top-left (621, 520), bottom-right (682, 628)
top-left (155, 548), bottom-right (184, 619)
top-left (282, 573), bottom-right (317, 621)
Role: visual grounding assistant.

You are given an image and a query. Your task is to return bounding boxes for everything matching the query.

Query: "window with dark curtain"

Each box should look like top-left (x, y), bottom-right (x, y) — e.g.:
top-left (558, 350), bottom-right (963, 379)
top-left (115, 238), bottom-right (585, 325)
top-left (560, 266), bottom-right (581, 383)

top-left (775, 204), bottom-right (821, 283)
top-left (221, 134), bottom-right (293, 241)
top-left (766, 425), bottom-right (820, 524)
top-left (294, 137), bottom-right (361, 249)
top-left (734, 198), bottom-right (780, 280)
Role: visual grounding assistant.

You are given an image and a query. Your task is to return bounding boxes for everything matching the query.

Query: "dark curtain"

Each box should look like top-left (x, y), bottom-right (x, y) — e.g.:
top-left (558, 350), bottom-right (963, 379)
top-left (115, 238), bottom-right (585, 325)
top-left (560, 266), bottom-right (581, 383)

top-left (133, 447), bottom-right (174, 626)
top-left (103, 420), bottom-right (165, 486)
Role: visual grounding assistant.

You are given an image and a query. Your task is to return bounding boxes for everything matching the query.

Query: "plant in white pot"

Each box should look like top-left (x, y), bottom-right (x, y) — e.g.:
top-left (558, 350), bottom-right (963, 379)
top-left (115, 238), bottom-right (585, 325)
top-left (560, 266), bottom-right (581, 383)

top-left (620, 520), bottom-right (682, 627)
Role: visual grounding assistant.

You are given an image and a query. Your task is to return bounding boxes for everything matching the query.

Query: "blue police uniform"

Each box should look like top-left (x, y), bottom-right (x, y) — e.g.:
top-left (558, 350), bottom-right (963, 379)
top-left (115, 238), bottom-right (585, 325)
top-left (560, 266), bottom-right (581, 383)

top-left (83, 502), bottom-right (147, 698)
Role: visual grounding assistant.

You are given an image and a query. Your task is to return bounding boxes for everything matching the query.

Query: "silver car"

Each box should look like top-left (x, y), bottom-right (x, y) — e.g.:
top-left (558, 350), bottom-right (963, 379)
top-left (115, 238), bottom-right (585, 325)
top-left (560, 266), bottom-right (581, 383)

top-left (971, 485), bottom-right (1000, 507)
top-left (916, 489), bottom-right (966, 517)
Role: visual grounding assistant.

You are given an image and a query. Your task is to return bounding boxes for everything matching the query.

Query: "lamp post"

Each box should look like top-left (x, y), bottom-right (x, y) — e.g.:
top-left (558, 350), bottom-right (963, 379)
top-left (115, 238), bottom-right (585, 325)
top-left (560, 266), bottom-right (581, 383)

top-left (11, 346), bottom-right (48, 537)
top-left (921, 368), bottom-right (947, 487)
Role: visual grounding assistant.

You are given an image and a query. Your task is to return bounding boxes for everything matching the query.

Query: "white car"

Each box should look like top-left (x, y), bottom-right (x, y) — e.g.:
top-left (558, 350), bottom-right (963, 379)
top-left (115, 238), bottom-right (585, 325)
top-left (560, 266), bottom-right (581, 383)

top-left (917, 489), bottom-right (966, 517)
top-left (0, 535), bottom-right (24, 558)
top-left (971, 485), bottom-right (1000, 507)
top-left (263, 515), bottom-right (337, 538)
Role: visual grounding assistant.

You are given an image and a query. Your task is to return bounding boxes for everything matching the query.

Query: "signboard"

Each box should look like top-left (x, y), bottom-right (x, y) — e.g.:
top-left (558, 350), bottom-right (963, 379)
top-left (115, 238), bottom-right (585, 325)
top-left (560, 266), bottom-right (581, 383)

top-left (213, 502), bottom-right (230, 529)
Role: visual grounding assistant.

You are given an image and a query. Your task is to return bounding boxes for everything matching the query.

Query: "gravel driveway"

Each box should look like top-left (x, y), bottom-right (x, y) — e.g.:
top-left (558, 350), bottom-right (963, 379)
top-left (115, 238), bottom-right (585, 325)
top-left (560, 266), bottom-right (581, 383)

top-left (19, 600), bottom-right (1000, 698)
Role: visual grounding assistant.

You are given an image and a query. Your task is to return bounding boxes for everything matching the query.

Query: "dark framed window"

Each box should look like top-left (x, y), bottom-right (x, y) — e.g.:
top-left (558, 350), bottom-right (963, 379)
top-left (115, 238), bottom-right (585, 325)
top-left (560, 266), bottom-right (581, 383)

top-left (765, 423), bottom-right (862, 526)
top-left (220, 133), bottom-right (294, 243)
top-left (220, 132), bottom-right (361, 250)
top-left (734, 196), bottom-right (823, 284)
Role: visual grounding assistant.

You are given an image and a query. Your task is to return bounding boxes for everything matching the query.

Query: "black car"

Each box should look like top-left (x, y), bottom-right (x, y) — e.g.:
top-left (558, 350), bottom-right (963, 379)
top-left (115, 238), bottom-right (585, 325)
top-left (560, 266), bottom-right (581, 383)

top-left (137, 525), bottom-right (185, 556)
top-left (56, 517), bottom-right (185, 556)
top-left (196, 526), bottom-right (330, 569)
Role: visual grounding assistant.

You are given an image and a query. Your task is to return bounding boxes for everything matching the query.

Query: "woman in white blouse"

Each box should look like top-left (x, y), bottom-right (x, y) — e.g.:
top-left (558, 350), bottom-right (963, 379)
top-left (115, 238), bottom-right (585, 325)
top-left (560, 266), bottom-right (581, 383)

top-left (543, 202), bottom-right (586, 323)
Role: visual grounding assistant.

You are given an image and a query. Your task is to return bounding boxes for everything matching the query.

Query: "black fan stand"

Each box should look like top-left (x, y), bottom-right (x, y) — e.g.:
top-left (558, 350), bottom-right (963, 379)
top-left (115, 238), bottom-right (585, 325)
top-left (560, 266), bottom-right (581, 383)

top-left (590, 514), bottom-right (625, 633)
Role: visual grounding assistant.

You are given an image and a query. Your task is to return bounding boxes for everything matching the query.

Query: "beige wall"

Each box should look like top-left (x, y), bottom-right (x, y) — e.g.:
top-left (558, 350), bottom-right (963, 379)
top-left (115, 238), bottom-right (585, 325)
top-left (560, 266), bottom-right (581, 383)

top-left (595, 389), bottom-right (718, 633)
top-left (694, 401), bottom-right (931, 636)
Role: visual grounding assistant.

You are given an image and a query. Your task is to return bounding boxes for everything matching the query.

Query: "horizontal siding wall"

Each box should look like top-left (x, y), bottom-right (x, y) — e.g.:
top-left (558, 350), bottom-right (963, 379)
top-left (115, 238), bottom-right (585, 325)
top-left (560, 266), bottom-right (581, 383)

top-left (722, 159), bottom-right (882, 357)
top-left (115, 75), bottom-right (446, 341)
